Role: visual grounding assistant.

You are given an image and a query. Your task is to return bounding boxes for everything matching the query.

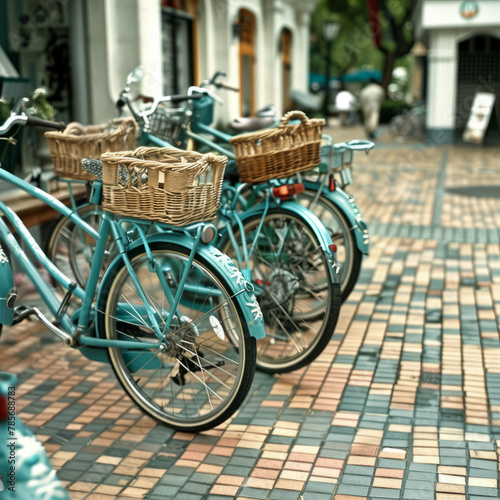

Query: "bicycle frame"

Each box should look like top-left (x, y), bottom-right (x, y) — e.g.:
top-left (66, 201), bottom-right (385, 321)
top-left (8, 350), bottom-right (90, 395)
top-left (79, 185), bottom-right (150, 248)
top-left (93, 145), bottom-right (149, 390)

top-left (183, 90), bottom-right (373, 256)
top-left (0, 166), bottom-right (225, 352)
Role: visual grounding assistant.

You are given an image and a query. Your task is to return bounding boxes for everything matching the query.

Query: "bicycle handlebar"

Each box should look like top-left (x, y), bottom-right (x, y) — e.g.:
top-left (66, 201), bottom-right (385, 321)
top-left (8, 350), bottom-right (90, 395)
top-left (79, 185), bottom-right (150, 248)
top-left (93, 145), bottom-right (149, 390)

top-left (204, 72), bottom-right (239, 92)
top-left (1, 113), bottom-right (66, 137)
top-left (0, 115), bottom-right (28, 135)
top-left (334, 139), bottom-right (375, 151)
top-left (26, 116), bottom-right (66, 131)
top-left (162, 93), bottom-right (203, 104)
top-left (210, 71), bottom-right (226, 86)
top-left (118, 87), bottom-right (203, 125)
top-left (219, 82), bottom-right (239, 92)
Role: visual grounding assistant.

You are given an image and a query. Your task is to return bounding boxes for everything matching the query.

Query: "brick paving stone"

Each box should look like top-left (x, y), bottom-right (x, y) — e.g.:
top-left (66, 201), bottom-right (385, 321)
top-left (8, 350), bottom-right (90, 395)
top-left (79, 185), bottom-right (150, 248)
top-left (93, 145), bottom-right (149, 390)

top-left (3, 142), bottom-right (500, 498)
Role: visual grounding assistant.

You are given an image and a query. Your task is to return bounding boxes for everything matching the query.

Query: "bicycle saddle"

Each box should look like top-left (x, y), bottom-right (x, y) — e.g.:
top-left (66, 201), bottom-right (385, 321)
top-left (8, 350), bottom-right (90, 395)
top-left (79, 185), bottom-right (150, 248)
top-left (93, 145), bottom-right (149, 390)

top-left (223, 159), bottom-right (240, 185)
top-left (230, 116), bottom-right (274, 133)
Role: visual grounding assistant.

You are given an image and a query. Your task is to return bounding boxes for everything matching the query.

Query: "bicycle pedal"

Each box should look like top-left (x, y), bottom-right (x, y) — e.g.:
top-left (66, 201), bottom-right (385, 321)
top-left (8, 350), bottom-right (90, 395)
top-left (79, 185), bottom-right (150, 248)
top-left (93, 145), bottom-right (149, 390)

top-left (12, 305), bottom-right (34, 324)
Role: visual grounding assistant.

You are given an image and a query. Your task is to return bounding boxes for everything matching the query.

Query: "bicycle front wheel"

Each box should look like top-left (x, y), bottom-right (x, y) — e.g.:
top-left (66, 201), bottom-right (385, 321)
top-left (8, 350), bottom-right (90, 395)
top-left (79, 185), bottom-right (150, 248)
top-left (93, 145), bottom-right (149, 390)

top-left (222, 209), bottom-right (341, 374)
top-left (97, 242), bottom-right (256, 432)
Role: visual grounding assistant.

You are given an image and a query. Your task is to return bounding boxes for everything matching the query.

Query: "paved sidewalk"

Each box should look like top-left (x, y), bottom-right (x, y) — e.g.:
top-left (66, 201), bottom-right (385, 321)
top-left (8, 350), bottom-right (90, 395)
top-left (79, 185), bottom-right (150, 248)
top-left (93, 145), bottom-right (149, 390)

top-left (1, 137), bottom-right (500, 500)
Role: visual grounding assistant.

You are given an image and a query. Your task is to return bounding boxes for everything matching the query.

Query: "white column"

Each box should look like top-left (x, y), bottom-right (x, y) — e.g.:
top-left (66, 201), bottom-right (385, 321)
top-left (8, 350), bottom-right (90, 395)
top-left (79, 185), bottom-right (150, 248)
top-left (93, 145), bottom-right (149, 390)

top-left (271, 0), bottom-right (285, 116)
top-left (426, 30), bottom-right (458, 140)
top-left (86, 0), bottom-right (115, 123)
top-left (197, 0), bottom-right (216, 82)
top-left (104, 0), bottom-right (140, 102)
top-left (86, 0), bottom-right (163, 122)
top-left (137, 0), bottom-right (162, 98)
top-left (293, 8), bottom-right (311, 93)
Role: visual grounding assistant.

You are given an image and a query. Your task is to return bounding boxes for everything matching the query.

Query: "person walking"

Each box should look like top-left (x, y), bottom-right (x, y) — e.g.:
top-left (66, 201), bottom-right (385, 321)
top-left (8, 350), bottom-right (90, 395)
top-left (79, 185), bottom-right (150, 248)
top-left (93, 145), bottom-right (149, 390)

top-left (359, 78), bottom-right (384, 139)
top-left (335, 83), bottom-right (357, 127)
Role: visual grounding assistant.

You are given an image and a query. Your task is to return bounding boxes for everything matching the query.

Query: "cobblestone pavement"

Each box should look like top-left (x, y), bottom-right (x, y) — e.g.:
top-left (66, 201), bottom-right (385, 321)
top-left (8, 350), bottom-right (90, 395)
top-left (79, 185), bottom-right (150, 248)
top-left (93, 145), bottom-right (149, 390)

top-left (2, 137), bottom-right (500, 499)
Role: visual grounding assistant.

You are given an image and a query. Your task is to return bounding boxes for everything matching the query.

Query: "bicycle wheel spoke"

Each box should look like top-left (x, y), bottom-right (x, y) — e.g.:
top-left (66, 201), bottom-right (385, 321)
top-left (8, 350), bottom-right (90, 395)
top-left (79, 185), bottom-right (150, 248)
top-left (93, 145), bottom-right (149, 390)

top-left (101, 245), bottom-right (254, 431)
top-left (223, 209), bottom-right (337, 373)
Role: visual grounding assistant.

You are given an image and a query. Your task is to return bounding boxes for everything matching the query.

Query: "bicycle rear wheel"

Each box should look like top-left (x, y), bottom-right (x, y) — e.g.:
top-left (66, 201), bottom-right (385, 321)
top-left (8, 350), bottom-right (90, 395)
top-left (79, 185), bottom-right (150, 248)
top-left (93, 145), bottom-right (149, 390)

top-left (96, 242), bottom-right (256, 432)
top-left (222, 209), bottom-right (340, 374)
top-left (46, 205), bottom-right (110, 288)
top-left (296, 189), bottom-right (363, 302)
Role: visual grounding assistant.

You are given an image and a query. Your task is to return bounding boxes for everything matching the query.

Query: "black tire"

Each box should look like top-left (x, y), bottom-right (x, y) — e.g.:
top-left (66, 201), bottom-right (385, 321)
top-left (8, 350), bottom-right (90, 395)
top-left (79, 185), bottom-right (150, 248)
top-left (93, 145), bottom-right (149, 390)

top-left (46, 205), bottom-right (118, 290)
top-left (296, 189), bottom-right (363, 302)
top-left (96, 241), bottom-right (256, 432)
top-left (45, 205), bottom-right (103, 288)
top-left (221, 209), bottom-right (341, 374)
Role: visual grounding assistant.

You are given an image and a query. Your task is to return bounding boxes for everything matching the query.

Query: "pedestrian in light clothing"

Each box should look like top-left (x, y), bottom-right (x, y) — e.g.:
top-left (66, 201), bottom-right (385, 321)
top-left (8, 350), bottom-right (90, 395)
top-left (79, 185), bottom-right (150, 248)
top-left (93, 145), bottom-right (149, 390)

top-left (359, 78), bottom-right (384, 139)
top-left (335, 83), bottom-right (357, 127)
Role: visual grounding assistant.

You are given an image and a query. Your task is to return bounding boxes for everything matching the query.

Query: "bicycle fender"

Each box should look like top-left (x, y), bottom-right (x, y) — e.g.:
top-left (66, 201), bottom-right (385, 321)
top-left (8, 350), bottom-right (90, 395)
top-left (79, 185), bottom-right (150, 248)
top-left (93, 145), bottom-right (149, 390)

top-left (0, 244), bottom-right (14, 326)
top-left (96, 233), bottom-right (266, 340)
top-left (225, 201), bottom-right (340, 284)
top-left (303, 181), bottom-right (370, 254)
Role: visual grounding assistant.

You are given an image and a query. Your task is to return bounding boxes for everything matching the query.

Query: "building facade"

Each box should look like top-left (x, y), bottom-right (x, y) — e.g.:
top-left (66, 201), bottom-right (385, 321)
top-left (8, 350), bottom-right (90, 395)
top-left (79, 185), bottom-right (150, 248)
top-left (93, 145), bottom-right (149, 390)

top-left (415, 0), bottom-right (500, 143)
top-left (1, 0), bottom-right (317, 127)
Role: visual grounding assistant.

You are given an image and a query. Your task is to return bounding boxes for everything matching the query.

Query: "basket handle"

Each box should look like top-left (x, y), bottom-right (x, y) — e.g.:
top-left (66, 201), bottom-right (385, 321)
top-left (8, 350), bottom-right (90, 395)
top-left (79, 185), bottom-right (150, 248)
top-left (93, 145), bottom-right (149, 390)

top-left (193, 152), bottom-right (225, 171)
top-left (279, 110), bottom-right (309, 127)
top-left (63, 122), bottom-right (86, 135)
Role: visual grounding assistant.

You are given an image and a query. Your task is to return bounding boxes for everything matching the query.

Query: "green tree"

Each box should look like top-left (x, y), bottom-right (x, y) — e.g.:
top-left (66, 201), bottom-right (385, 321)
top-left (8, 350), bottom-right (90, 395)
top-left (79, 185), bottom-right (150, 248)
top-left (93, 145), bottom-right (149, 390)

top-left (311, 0), bottom-right (417, 91)
top-left (310, 0), bottom-right (380, 79)
top-left (367, 0), bottom-right (418, 90)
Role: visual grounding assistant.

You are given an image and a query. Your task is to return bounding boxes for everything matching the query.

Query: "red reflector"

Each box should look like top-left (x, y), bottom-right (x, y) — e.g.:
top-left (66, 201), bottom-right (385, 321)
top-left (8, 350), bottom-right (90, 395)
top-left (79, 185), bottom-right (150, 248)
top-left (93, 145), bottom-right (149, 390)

top-left (272, 183), bottom-right (306, 200)
top-left (329, 175), bottom-right (335, 191)
top-left (0, 395), bottom-right (7, 421)
top-left (294, 183), bottom-right (305, 194)
top-left (329, 244), bottom-right (337, 253)
top-left (264, 281), bottom-right (271, 286)
top-left (255, 279), bottom-right (262, 285)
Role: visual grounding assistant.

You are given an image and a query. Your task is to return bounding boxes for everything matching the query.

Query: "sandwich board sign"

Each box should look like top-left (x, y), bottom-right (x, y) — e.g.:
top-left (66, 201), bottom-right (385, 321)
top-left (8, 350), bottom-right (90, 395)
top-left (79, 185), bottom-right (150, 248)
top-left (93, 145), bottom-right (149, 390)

top-left (463, 92), bottom-right (496, 144)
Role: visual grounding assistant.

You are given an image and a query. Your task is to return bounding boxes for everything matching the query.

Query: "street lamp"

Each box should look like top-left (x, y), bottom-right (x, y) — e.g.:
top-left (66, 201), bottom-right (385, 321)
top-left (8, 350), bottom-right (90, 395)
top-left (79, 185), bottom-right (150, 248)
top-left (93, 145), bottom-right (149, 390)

top-left (322, 21), bottom-right (340, 126)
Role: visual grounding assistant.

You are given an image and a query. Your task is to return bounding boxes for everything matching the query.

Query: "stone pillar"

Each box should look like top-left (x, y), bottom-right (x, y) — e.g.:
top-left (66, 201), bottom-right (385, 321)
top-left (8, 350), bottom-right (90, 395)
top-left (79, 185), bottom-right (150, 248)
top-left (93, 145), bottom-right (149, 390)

top-left (293, 8), bottom-right (312, 93)
top-left (426, 30), bottom-right (458, 144)
top-left (86, 0), bottom-right (164, 123)
top-left (137, 0), bottom-right (162, 98)
top-left (86, 0), bottom-right (114, 123)
top-left (263, 0), bottom-right (283, 115)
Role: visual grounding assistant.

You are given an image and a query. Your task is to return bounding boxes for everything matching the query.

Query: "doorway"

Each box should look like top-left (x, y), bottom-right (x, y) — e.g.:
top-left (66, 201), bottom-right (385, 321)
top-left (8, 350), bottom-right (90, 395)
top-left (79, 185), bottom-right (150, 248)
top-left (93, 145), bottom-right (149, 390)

top-left (456, 34), bottom-right (500, 136)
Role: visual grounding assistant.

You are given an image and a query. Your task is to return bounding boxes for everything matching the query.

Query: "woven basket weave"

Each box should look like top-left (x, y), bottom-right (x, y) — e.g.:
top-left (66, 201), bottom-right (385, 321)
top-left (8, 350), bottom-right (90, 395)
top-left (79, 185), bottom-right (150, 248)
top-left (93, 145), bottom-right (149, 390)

top-left (100, 146), bottom-right (227, 226)
top-left (45, 118), bottom-right (136, 181)
top-left (229, 110), bottom-right (324, 184)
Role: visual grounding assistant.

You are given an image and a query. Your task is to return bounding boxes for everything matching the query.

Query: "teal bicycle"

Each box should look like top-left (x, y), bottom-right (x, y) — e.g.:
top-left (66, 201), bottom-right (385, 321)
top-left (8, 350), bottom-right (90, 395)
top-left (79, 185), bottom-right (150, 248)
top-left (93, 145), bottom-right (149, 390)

top-left (0, 112), bottom-right (265, 432)
top-left (183, 72), bottom-right (374, 301)
top-left (46, 74), bottom-right (343, 374)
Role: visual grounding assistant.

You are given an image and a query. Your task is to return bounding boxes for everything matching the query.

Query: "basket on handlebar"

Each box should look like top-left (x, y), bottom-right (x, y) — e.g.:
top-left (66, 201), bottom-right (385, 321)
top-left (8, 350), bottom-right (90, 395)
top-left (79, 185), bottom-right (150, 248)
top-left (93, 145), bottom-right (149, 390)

top-left (100, 146), bottom-right (227, 226)
top-left (229, 110), bottom-right (325, 184)
top-left (45, 118), bottom-right (136, 181)
top-left (191, 93), bottom-right (215, 126)
top-left (145, 106), bottom-right (191, 148)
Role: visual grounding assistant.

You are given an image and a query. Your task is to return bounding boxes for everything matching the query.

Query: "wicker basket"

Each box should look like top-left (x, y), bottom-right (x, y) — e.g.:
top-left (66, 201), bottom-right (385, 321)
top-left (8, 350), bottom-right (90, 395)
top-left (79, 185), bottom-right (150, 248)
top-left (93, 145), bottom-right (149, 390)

top-left (100, 146), bottom-right (227, 226)
top-left (229, 110), bottom-right (324, 184)
top-left (145, 106), bottom-right (190, 149)
top-left (45, 118), bottom-right (136, 181)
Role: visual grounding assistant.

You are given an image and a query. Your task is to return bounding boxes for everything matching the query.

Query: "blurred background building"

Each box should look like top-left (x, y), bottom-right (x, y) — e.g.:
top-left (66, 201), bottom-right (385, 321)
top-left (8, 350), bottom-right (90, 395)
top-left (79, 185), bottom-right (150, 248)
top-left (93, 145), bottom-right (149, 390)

top-left (0, 0), bottom-right (317, 125)
top-left (415, 0), bottom-right (500, 143)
